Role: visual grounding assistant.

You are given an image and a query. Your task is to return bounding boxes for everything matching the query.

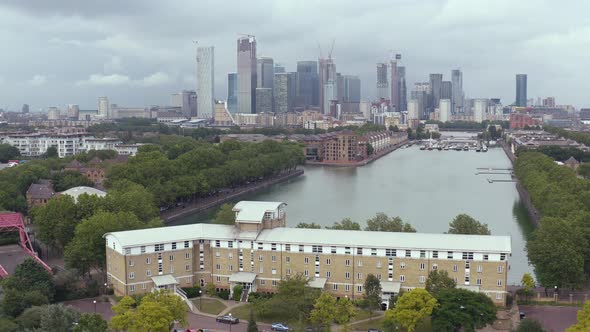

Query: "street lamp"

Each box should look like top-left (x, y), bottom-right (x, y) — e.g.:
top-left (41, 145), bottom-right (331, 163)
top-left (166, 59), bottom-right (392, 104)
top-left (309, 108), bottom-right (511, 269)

top-left (229, 313), bottom-right (233, 332)
top-left (104, 283), bottom-right (108, 296)
top-left (199, 289), bottom-right (203, 309)
top-left (554, 285), bottom-right (558, 302)
top-left (93, 300), bottom-right (97, 313)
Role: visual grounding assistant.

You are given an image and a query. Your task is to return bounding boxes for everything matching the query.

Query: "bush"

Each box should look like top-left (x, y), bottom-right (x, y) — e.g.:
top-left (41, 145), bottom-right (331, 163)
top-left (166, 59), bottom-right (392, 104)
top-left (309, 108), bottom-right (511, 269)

top-left (217, 289), bottom-right (230, 300)
top-left (247, 292), bottom-right (273, 302)
top-left (232, 285), bottom-right (244, 301)
top-left (204, 283), bottom-right (217, 297)
top-left (182, 286), bottom-right (202, 298)
top-left (506, 293), bottom-right (514, 307)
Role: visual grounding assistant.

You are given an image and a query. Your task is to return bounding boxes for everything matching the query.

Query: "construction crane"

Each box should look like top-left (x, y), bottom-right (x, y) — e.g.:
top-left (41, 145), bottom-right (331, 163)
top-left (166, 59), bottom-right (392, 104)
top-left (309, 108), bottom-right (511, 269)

top-left (327, 38), bottom-right (335, 59)
top-left (317, 42), bottom-right (324, 60)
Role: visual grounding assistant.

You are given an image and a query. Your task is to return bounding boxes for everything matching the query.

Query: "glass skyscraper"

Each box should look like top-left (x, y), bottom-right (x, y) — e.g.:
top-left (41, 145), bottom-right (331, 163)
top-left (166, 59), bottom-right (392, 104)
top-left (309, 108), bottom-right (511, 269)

top-left (296, 61), bottom-right (319, 107)
top-left (516, 74), bottom-right (527, 107)
top-left (227, 73), bottom-right (238, 114)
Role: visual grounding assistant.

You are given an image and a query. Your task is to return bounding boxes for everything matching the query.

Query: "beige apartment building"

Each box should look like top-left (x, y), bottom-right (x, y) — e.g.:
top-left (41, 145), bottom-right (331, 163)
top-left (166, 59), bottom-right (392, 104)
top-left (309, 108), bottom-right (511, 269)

top-left (104, 201), bottom-right (511, 306)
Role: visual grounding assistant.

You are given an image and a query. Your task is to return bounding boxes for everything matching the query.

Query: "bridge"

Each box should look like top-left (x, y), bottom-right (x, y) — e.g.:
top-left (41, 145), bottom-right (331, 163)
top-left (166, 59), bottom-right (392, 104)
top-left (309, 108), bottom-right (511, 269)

top-left (0, 213), bottom-right (51, 276)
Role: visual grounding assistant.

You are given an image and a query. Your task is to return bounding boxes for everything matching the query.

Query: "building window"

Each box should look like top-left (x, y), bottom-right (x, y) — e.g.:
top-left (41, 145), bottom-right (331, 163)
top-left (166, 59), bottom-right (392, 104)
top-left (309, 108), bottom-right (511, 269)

top-left (345, 272), bottom-right (350, 279)
top-left (216, 264), bottom-right (221, 270)
top-left (270, 255), bottom-right (276, 262)
top-left (229, 253), bottom-right (233, 259)
top-left (371, 248), bottom-right (377, 256)
top-left (285, 244), bottom-right (291, 251)
top-left (326, 271), bottom-right (331, 278)
top-left (465, 261), bottom-right (470, 269)
top-left (185, 253), bottom-right (190, 259)
top-left (432, 264), bottom-right (438, 270)
top-left (357, 247), bottom-right (363, 255)
top-left (331, 246), bottom-right (337, 254)
top-left (146, 269), bottom-right (151, 276)
top-left (477, 265), bottom-right (483, 273)
top-left (130, 285), bottom-right (135, 292)
top-left (129, 272), bottom-right (135, 279)
top-left (141, 283), bottom-right (147, 290)
top-left (496, 293), bottom-right (503, 300)
top-left (229, 265), bottom-right (233, 271)
top-left (357, 272), bottom-right (362, 280)
top-left (345, 259), bottom-right (350, 266)
top-left (169, 255), bottom-right (174, 261)
top-left (140, 246), bottom-right (146, 253)
top-left (128, 260), bottom-right (134, 267)
top-left (258, 255), bottom-right (263, 262)
top-left (215, 252), bottom-right (220, 258)
top-left (497, 279), bottom-right (503, 287)
top-left (453, 265), bottom-right (458, 272)
top-left (155, 244), bottom-right (164, 252)
top-left (483, 254), bottom-right (489, 261)
top-left (172, 242), bottom-right (177, 250)
top-left (400, 262), bottom-right (406, 269)
top-left (186, 264), bottom-right (190, 271)
top-left (447, 252), bottom-right (453, 259)
top-left (476, 278), bottom-right (482, 285)
top-left (419, 276), bottom-right (426, 283)
top-left (299, 245), bottom-right (304, 252)
top-left (260, 279), bottom-right (265, 285)
top-left (184, 241), bottom-right (189, 248)
top-left (333, 284), bottom-right (338, 290)
top-left (228, 241), bottom-right (233, 248)
top-left (357, 260), bottom-right (363, 267)
top-left (345, 284), bottom-right (351, 292)
top-left (286, 268), bottom-right (291, 275)
top-left (146, 257), bottom-right (151, 265)
top-left (376, 261), bottom-right (382, 268)
top-left (215, 240), bottom-right (220, 248)
top-left (500, 253), bottom-right (506, 261)
top-left (304, 269), bottom-right (309, 276)
top-left (405, 250), bottom-right (411, 257)
top-left (286, 256), bottom-right (290, 263)
top-left (271, 243), bottom-right (277, 251)
top-left (357, 285), bottom-right (362, 292)
top-left (304, 257), bottom-right (309, 264)
top-left (400, 275), bottom-right (405, 282)
top-left (217, 276), bottom-right (221, 282)
top-left (345, 247), bottom-right (351, 255)
top-left (272, 280), bottom-right (277, 286)
top-left (498, 266), bottom-right (504, 273)
top-left (312, 245), bottom-right (322, 253)
top-left (420, 250), bottom-right (426, 258)
top-left (465, 276), bottom-right (470, 283)
top-left (386, 249), bottom-right (396, 257)
top-left (125, 248), bottom-right (131, 255)
top-left (272, 268), bottom-right (277, 275)
top-left (432, 251), bottom-right (438, 259)
top-left (420, 263), bottom-right (425, 270)
top-left (259, 266), bottom-right (264, 273)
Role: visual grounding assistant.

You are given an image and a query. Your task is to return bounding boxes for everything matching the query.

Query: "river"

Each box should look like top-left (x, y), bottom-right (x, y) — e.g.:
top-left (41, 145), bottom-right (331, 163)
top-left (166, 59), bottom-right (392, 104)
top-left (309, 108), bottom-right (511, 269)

top-left (171, 132), bottom-right (534, 284)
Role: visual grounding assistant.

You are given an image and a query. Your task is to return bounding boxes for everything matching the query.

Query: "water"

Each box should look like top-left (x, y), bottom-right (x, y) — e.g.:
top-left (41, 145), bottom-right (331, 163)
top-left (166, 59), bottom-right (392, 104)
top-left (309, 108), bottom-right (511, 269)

top-left (172, 133), bottom-right (534, 284)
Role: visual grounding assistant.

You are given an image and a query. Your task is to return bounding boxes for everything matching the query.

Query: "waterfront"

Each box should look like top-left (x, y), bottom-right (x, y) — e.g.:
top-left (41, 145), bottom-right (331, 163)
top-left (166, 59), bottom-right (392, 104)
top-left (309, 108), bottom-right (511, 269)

top-left (172, 133), bottom-right (534, 284)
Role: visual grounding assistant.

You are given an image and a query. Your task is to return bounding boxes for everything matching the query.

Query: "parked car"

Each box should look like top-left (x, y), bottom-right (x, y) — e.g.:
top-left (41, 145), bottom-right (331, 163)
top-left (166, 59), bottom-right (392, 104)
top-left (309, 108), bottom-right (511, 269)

top-left (216, 315), bottom-right (239, 324)
top-left (519, 311), bottom-right (526, 320)
top-left (271, 323), bottom-right (290, 331)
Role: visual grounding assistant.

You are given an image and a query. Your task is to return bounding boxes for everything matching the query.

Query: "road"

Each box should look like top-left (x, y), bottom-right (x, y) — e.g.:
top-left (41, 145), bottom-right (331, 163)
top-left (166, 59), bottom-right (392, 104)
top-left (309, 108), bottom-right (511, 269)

top-left (0, 244), bottom-right (27, 274)
top-left (519, 305), bottom-right (579, 332)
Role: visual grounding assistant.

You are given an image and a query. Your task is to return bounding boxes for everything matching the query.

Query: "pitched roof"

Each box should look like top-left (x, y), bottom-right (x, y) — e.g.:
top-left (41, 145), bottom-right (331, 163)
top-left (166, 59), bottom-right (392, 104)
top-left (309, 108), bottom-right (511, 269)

top-left (26, 183), bottom-right (55, 200)
top-left (65, 160), bottom-right (82, 169)
top-left (564, 156), bottom-right (580, 165)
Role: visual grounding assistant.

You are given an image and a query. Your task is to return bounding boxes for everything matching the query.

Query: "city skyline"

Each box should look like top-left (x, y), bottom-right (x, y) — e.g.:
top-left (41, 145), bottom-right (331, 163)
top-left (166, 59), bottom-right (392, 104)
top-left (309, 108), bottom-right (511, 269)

top-left (0, 0), bottom-right (588, 111)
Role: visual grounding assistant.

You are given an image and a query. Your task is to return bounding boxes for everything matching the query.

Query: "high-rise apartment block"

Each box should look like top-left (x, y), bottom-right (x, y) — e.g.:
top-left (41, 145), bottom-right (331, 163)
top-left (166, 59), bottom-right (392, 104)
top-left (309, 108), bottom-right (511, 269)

top-left (390, 61), bottom-right (399, 111)
top-left (376, 63), bottom-right (389, 100)
top-left (98, 97), bottom-right (109, 119)
top-left (397, 66), bottom-right (407, 113)
top-left (441, 81), bottom-right (452, 100)
top-left (197, 46), bottom-right (215, 119)
top-left (255, 88), bottom-right (273, 114)
top-left (171, 90), bottom-right (197, 118)
top-left (237, 36), bottom-right (257, 113)
top-left (439, 99), bottom-right (451, 123)
top-left (274, 73), bottom-right (290, 113)
top-left (429, 74), bottom-right (443, 112)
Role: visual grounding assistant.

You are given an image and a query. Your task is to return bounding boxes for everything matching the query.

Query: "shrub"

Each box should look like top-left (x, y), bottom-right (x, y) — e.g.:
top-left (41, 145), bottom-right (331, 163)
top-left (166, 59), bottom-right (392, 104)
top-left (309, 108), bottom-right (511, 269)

top-left (218, 289), bottom-right (230, 300)
top-left (233, 285), bottom-right (244, 301)
top-left (204, 283), bottom-right (217, 297)
top-left (182, 286), bottom-right (202, 298)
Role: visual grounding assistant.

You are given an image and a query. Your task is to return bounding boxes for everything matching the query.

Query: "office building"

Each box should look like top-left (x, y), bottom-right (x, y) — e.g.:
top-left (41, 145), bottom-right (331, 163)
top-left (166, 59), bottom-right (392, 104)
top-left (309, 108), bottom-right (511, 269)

top-left (47, 107), bottom-right (60, 120)
top-left (274, 73), bottom-right (290, 113)
top-left (451, 69), bottom-right (463, 113)
top-left (321, 59), bottom-right (337, 115)
top-left (257, 57), bottom-right (274, 90)
top-left (343, 75), bottom-right (361, 103)
top-left (397, 67), bottom-right (407, 113)
top-left (288, 72), bottom-right (298, 111)
top-left (171, 90), bottom-right (197, 118)
top-left (516, 74), bottom-right (527, 107)
top-left (274, 64), bottom-right (286, 74)
top-left (411, 83), bottom-right (429, 120)
top-left (237, 36), bottom-right (257, 113)
top-left (376, 63), bottom-right (389, 100)
top-left (474, 98), bottom-right (488, 123)
top-left (408, 99), bottom-right (419, 121)
top-left (22, 104), bottom-right (29, 114)
top-left (67, 104), bottom-right (80, 120)
top-left (197, 46), bottom-right (215, 119)
top-left (227, 73), bottom-right (238, 114)
top-left (297, 61), bottom-right (319, 107)
top-left (390, 61), bottom-right (399, 111)
top-left (98, 97), bottom-right (109, 118)
top-left (255, 88), bottom-right (273, 114)
top-left (429, 74), bottom-right (443, 110)
top-left (104, 201), bottom-right (511, 307)
top-left (439, 99), bottom-right (451, 123)
top-left (442, 81), bottom-right (452, 100)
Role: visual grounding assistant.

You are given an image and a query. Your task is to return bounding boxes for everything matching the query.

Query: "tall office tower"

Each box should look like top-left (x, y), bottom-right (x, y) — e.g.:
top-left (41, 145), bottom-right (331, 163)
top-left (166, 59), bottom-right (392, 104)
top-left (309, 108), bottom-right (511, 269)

top-left (257, 57), bottom-right (274, 89)
top-left (336, 73), bottom-right (344, 103)
top-left (408, 99), bottom-right (419, 120)
top-left (441, 81), bottom-right (452, 100)
top-left (397, 66), bottom-right (407, 112)
top-left (516, 74), bottom-right (527, 107)
top-left (237, 36), bottom-right (257, 113)
top-left (318, 59), bottom-right (326, 113)
top-left (429, 74), bottom-right (443, 111)
top-left (376, 63), bottom-right (389, 100)
top-left (287, 72), bottom-right (298, 111)
top-left (171, 90), bottom-right (197, 117)
top-left (390, 60), bottom-right (399, 111)
top-left (227, 73), bottom-right (238, 114)
top-left (67, 104), bottom-right (80, 119)
top-left (274, 73), bottom-right (290, 113)
top-left (188, 91), bottom-right (198, 117)
top-left (411, 83), bottom-right (430, 120)
top-left (255, 88), bottom-right (273, 114)
top-left (22, 104), bottom-right (29, 114)
top-left (274, 64), bottom-right (286, 73)
top-left (343, 75), bottom-right (361, 103)
top-left (439, 99), bottom-right (451, 123)
top-left (98, 96), bottom-right (109, 118)
top-left (474, 98), bottom-right (488, 123)
top-left (321, 59), bottom-right (337, 114)
top-left (451, 69), bottom-right (463, 113)
top-left (296, 61), bottom-right (319, 107)
top-left (197, 46), bottom-right (215, 118)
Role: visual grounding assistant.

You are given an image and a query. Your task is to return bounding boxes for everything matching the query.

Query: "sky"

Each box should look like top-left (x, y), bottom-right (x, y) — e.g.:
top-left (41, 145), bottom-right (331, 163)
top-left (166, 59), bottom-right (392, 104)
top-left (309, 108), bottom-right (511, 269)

top-left (0, 0), bottom-right (589, 112)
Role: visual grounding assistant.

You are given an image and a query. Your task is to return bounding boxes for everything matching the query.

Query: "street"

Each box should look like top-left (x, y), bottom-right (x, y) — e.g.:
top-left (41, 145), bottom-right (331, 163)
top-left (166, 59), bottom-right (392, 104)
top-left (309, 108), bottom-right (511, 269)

top-left (519, 305), bottom-right (579, 332)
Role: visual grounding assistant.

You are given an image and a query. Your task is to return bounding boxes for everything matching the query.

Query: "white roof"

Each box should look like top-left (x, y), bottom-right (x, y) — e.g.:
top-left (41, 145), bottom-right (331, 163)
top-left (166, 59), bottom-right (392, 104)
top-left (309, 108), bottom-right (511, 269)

top-left (255, 228), bottom-right (511, 253)
top-left (229, 272), bottom-right (257, 283)
top-left (382, 282), bottom-right (401, 294)
top-left (308, 278), bottom-right (327, 289)
top-left (232, 201), bottom-right (286, 223)
top-left (457, 285), bottom-right (480, 292)
top-left (151, 274), bottom-right (178, 287)
top-left (60, 186), bottom-right (106, 203)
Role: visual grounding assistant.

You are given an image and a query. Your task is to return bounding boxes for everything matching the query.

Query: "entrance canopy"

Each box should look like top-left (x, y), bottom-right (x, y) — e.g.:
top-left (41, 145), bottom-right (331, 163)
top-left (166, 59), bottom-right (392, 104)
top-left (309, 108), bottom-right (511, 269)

top-left (229, 272), bottom-right (257, 284)
top-left (457, 285), bottom-right (480, 292)
top-left (308, 278), bottom-right (327, 289)
top-left (151, 274), bottom-right (179, 287)
top-left (381, 282), bottom-right (401, 294)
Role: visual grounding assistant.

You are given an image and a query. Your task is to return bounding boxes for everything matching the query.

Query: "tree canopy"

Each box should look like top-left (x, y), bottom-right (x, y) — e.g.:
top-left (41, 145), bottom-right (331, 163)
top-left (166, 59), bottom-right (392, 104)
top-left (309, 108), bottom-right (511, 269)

top-left (326, 218), bottom-right (361, 230)
top-left (214, 203), bottom-right (235, 225)
top-left (296, 222), bottom-right (322, 229)
top-left (425, 270), bottom-right (456, 295)
top-left (386, 288), bottom-right (437, 332)
top-left (431, 288), bottom-right (497, 332)
top-left (73, 313), bottom-right (108, 332)
top-left (310, 292), bottom-right (337, 330)
top-left (566, 300), bottom-right (590, 332)
top-left (0, 143), bottom-right (20, 163)
top-left (363, 274), bottom-right (382, 317)
top-left (365, 213), bottom-right (416, 232)
top-left (1, 258), bottom-right (55, 317)
top-left (516, 319), bottom-right (546, 332)
top-left (51, 170), bottom-right (94, 192)
top-left (448, 214), bottom-right (491, 235)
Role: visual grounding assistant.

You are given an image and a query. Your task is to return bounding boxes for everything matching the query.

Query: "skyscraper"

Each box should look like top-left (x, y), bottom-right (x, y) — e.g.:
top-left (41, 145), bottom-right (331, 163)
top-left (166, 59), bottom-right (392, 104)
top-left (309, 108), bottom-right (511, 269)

top-left (274, 73), bottom-right (290, 113)
top-left (442, 81), bottom-right (452, 100)
top-left (343, 75), bottom-right (361, 103)
top-left (22, 104), bottom-right (29, 114)
top-left (274, 64), bottom-right (286, 73)
top-left (257, 57), bottom-right (274, 89)
top-left (296, 61), bottom-right (319, 107)
top-left (255, 88), bottom-right (273, 114)
top-left (439, 99), bottom-right (451, 123)
top-left (227, 73), bottom-right (238, 114)
top-left (429, 74), bottom-right (443, 111)
top-left (197, 46), bottom-right (214, 118)
top-left (171, 90), bottom-right (197, 117)
top-left (451, 69), bottom-right (463, 113)
top-left (390, 60), bottom-right (399, 111)
top-left (516, 74), bottom-right (527, 107)
top-left (321, 59), bottom-right (337, 114)
top-left (67, 104), bottom-right (79, 119)
top-left (474, 98), bottom-right (488, 123)
top-left (397, 66), bottom-right (407, 112)
top-left (98, 96), bottom-right (109, 118)
top-left (237, 36), bottom-right (257, 113)
top-left (411, 83), bottom-right (429, 120)
top-left (287, 72), bottom-right (298, 111)
top-left (376, 63), bottom-right (389, 100)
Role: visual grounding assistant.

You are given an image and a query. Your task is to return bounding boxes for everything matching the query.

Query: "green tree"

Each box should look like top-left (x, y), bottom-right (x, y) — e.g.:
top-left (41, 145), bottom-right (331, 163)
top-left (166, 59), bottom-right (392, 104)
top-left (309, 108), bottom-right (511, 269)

top-left (310, 292), bottom-right (337, 331)
top-left (30, 194), bottom-right (78, 251)
top-left (131, 301), bottom-right (174, 332)
top-left (386, 289), bottom-right (437, 332)
top-left (326, 218), bottom-right (361, 230)
top-left (45, 146), bottom-right (59, 158)
top-left (110, 296), bottom-right (136, 331)
top-left (363, 274), bottom-right (382, 318)
top-left (516, 319), bottom-right (546, 332)
top-left (527, 218), bottom-right (586, 289)
top-left (431, 288), bottom-right (497, 332)
top-left (366, 143), bottom-right (374, 156)
top-left (214, 203), bottom-right (235, 225)
top-left (518, 273), bottom-right (536, 302)
top-left (106, 180), bottom-right (159, 222)
top-left (296, 222), bottom-right (322, 229)
top-left (39, 304), bottom-right (80, 332)
top-left (425, 270), bottom-right (456, 296)
top-left (1, 258), bottom-right (55, 316)
top-left (578, 163), bottom-right (590, 179)
top-left (567, 300), bottom-right (590, 332)
top-left (52, 170), bottom-right (94, 192)
top-left (247, 309), bottom-right (259, 332)
top-left (365, 213), bottom-right (416, 232)
top-left (141, 289), bottom-right (188, 327)
top-left (233, 284), bottom-right (244, 301)
top-left (448, 214), bottom-right (491, 235)
top-left (2, 289), bottom-right (49, 317)
top-left (0, 144), bottom-right (20, 163)
top-left (0, 318), bottom-right (18, 332)
top-left (15, 306), bottom-right (44, 330)
top-left (334, 296), bottom-right (356, 324)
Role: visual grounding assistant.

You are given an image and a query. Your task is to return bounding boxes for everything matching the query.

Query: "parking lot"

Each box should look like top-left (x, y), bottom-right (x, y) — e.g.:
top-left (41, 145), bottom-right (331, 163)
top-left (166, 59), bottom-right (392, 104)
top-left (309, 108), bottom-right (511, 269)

top-left (518, 305), bottom-right (579, 332)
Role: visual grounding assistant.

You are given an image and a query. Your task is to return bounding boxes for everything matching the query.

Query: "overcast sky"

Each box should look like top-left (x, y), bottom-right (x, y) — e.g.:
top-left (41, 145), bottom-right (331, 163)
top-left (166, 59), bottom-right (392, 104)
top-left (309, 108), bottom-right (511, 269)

top-left (0, 0), bottom-right (588, 112)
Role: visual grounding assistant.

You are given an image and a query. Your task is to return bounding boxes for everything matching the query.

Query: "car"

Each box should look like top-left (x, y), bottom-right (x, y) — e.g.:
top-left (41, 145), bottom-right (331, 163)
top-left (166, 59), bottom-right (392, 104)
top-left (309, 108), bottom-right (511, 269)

top-left (271, 323), bottom-right (290, 331)
top-left (368, 329), bottom-right (381, 332)
top-left (519, 311), bottom-right (526, 320)
top-left (216, 315), bottom-right (239, 324)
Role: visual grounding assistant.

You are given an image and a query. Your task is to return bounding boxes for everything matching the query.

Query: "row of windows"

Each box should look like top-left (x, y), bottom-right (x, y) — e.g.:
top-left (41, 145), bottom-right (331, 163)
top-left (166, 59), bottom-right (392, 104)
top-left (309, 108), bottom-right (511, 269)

top-left (128, 264), bottom-right (191, 279)
top-left (131, 253), bottom-right (190, 266)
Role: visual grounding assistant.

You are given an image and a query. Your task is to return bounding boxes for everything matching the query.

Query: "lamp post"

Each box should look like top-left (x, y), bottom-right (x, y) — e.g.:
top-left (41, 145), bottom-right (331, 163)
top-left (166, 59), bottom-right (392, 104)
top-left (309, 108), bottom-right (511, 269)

top-left (93, 300), bottom-right (97, 313)
top-left (229, 313), bottom-right (233, 332)
top-left (554, 286), bottom-right (558, 303)
top-left (199, 289), bottom-right (203, 309)
top-left (103, 282), bottom-right (107, 296)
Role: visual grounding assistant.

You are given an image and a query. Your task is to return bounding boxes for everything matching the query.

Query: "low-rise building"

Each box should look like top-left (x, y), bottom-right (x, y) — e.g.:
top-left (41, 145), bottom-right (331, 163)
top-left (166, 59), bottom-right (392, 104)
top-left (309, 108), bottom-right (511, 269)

top-left (26, 181), bottom-right (55, 207)
top-left (104, 201), bottom-right (511, 306)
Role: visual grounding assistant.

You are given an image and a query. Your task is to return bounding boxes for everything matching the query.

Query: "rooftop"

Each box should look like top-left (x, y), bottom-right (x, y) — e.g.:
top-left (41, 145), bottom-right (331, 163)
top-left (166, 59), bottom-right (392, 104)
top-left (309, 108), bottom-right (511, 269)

top-left (232, 201), bottom-right (286, 223)
top-left (60, 186), bottom-right (106, 203)
top-left (26, 183), bottom-right (55, 200)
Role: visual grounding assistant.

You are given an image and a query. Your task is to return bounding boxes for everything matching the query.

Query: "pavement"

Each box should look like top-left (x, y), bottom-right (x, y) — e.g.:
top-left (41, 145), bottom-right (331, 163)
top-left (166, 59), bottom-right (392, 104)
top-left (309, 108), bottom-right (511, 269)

top-left (0, 244), bottom-right (28, 274)
top-left (518, 305), bottom-right (579, 332)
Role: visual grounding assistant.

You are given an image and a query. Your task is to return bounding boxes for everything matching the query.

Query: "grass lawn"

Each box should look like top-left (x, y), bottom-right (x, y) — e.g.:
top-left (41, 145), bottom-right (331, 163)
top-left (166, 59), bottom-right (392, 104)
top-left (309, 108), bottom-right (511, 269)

top-left (192, 298), bottom-right (227, 315)
top-left (351, 308), bottom-right (383, 322)
top-left (231, 304), bottom-right (276, 324)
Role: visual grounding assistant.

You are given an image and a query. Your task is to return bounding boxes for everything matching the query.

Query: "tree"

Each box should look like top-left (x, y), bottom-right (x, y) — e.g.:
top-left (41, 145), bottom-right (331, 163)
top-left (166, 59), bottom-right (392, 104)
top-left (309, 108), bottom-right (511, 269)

top-left (567, 300), bottom-right (590, 332)
top-left (1, 258), bottom-right (55, 316)
top-left (0, 144), bottom-right (20, 163)
top-left (425, 270), bottom-right (456, 295)
top-left (131, 301), bottom-right (174, 332)
top-left (45, 146), bottom-right (59, 158)
top-left (431, 288), bottom-right (497, 332)
top-left (310, 292), bottom-right (337, 331)
top-left (386, 289), bottom-right (437, 332)
top-left (518, 273), bottom-right (535, 302)
top-left (365, 213), bottom-right (416, 232)
top-left (15, 306), bottom-right (44, 330)
top-left (334, 296), bottom-right (356, 324)
top-left (448, 214), bottom-right (491, 235)
top-left (247, 309), bottom-right (259, 332)
top-left (0, 318), bottom-right (18, 332)
top-left (106, 181), bottom-right (159, 223)
top-left (527, 218), bottom-right (586, 289)
top-left (366, 143), bottom-right (374, 156)
top-left (363, 274), bottom-right (382, 318)
top-left (2, 289), bottom-right (48, 317)
top-left (52, 170), bottom-right (94, 192)
top-left (30, 194), bottom-right (78, 251)
top-left (296, 222), bottom-right (321, 229)
top-left (110, 296), bottom-right (136, 331)
top-left (516, 319), bottom-right (546, 332)
top-left (326, 218), bottom-right (361, 230)
top-left (214, 203), bottom-right (235, 225)
top-left (141, 289), bottom-right (188, 327)
top-left (578, 163), bottom-right (590, 179)
top-left (39, 304), bottom-right (80, 332)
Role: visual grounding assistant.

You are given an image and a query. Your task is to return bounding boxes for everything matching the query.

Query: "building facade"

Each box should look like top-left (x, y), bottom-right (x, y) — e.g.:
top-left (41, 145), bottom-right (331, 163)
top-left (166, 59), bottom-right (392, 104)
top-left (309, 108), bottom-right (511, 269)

top-left (104, 201), bottom-right (511, 306)
top-left (451, 69), bottom-right (463, 114)
top-left (376, 63), bottom-right (389, 101)
top-left (227, 73), bottom-right (238, 114)
top-left (297, 61), bottom-right (319, 107)
top-left (439, 99), bottom-right (452, 123)
top-left (274, 73), bottom-right (290, 114)
top-left (516, 74), bottom-right (527, 107)
top-left (237, 36), bottom-right (257, 114)
top-left (197, 46), bottom-right (215, 119)
top-left (98, 97), bottom-right (109, 119)
top-left (255, 88), bottom-right (273, 114)
top-left (257, 57), bottom-right (274, 90)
